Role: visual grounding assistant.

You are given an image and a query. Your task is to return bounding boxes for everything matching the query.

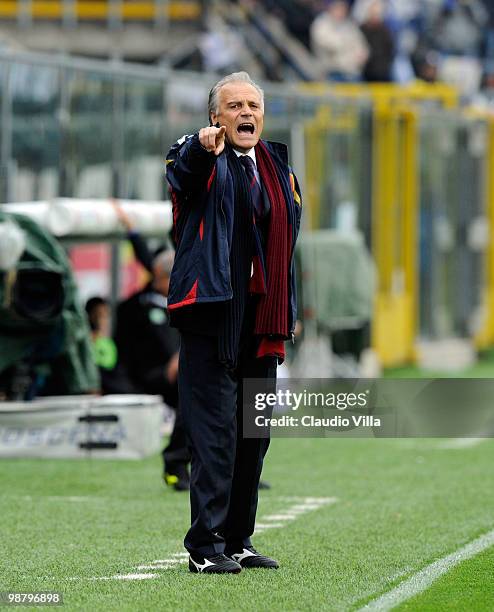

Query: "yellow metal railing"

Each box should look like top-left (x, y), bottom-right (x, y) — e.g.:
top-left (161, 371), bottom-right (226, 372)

top-left (0, 0), bottom-right (200, 20)
top-left (372, 104), bottom-right (419, 366)
top-left (303, 84), bottom-right (424, 367)
top-left (304, 105), bottom-right (330, 231)
top-left (303, 82), bottom-right (494, 366)
top-left (475, 116), bottom-right (494, 349)
top-left (301, 81), bottom-right (459, 110)
top-left (304, 103), bottom-right (361, 231)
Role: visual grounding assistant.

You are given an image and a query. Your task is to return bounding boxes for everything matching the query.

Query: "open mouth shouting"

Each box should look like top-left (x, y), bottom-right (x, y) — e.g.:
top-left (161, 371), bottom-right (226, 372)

top-left (237, 122), bottom-right (256, 136)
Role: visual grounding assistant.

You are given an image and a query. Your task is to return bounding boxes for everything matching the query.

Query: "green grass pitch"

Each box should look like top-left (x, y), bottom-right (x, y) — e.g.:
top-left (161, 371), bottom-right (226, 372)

top-left (1, 437), bottom-right (493, 611)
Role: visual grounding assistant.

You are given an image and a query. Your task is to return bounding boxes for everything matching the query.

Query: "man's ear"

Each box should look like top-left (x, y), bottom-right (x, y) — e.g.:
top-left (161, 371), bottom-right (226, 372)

top-left (210, 113), bottom-right (218, 127)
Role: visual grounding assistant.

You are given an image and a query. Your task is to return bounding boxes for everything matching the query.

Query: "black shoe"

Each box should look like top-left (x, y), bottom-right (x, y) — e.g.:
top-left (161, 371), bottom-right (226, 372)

top-left (258, 480), bottom-right (271, 490)
top-left (163, 462), bottom-right (190, 491)
top-left (163, 471), bottom-right (190, 492)
top-left (228, 547), bottom-right (279, 569)
top-left (188, 553), bottom-right (242, 574)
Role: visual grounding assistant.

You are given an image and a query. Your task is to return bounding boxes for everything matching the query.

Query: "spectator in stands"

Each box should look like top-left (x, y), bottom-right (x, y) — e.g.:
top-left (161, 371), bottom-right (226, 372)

top-left (199, 15), bottom-right (243, 74)
top-left (262, 0), bottom-right (318, 49)
top-left (484, 1), bottom-right (494, 84)
top-left (353, 0), bottom-right (418, 81)
top-left (485, 0), bottom-right (494, 30)
top-left (416, 0), bottom-right (488, 93)
top-left (412, 46), bottom-right (440, 82)
top-left (360, 0), bottom-right (395, 81)
top-left (310, 0), bottom-right (369, 81)
top-left (430, 0), bottom-right (488, 56)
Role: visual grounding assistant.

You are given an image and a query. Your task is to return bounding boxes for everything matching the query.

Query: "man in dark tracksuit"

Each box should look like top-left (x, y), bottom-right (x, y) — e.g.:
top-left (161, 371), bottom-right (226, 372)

top-left (111, 202), bottom-right (191, 490)
top-left (114, 250), bottom-right (190, 489)
top-left (166, 72), bottom-right (302, 574)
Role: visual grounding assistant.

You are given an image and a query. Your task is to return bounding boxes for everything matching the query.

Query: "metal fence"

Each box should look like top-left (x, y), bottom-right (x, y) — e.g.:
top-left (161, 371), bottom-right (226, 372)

top-left (2, 49), bottom-right (494, 366)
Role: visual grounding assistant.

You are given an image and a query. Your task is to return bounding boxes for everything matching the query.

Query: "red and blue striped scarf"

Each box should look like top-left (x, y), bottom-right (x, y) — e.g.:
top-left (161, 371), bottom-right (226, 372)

top-left (218, 142), bottom-right (291, 367)
top-left (253, 141), bottom-right (291, 360)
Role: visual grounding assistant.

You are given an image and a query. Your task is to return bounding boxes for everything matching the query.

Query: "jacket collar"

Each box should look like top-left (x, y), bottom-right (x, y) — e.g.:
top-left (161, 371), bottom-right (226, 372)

top-left (222, 140), bottom-right (289, 173)
top-left (261, 139), bottom-right (289, 166)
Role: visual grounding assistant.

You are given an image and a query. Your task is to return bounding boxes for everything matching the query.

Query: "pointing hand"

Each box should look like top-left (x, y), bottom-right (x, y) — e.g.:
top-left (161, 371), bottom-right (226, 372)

top-left (199, 125), bottom-right (227, 156)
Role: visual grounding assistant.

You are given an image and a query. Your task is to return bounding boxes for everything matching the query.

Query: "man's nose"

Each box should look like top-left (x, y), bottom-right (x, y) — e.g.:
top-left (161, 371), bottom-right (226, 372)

top-left (241, 105), bottom-right (253, 116)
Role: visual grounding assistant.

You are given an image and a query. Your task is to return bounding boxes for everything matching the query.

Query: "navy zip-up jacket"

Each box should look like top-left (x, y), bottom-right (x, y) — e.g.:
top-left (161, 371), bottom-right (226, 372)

top-left (165, 133), bottom-right (302, 335)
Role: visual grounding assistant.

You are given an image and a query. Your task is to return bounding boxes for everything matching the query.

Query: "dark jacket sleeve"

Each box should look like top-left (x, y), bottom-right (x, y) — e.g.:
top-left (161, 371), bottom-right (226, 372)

top-left (128, 231), bottom-right (153, 273)
top-left (166, 133), bottom-right (217, 195)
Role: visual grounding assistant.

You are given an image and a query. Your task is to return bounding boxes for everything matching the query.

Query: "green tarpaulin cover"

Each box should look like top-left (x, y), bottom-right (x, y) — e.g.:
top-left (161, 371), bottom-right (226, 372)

top-left (0, 211), bottom-right (99, 395)
top-left (297, 230), bottom-right (375, 330)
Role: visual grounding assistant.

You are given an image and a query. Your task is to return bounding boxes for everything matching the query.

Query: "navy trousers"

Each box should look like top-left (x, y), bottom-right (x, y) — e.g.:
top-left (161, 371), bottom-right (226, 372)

top-left (178, 330), bottom-right (277, 556)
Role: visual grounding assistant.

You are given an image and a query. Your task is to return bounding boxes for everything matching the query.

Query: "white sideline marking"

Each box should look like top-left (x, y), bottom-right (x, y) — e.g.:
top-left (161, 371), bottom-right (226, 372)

top-left (48, 496), bottom-right (95, 502)
top-left (14, 495), bottom-right (96, 503)
top-left (359, 528), bottom-right (494, 611)
top-left (99, 496), bottom-right (337, 580)
top-left (278, 496), bottom-right (336, 504)
top-left (436, 438), bottom-right (487, 450)
top-left (264, 514), bottom-right (298, 521)
top-left (254, 497), bottom-right (337, 535)
top-left (255, 523), bottom-right (285, 530)
top-left (113, 573), bottom-right (158, 580)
